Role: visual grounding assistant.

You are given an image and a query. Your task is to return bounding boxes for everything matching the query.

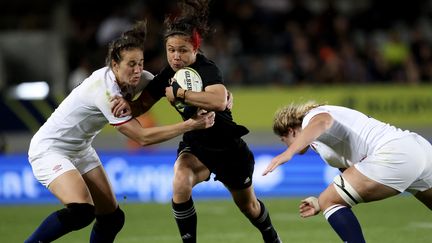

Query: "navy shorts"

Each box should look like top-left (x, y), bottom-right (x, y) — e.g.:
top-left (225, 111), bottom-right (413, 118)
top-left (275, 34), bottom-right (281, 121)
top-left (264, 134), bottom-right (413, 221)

top-left (177, 138), bottom-right (255, 190)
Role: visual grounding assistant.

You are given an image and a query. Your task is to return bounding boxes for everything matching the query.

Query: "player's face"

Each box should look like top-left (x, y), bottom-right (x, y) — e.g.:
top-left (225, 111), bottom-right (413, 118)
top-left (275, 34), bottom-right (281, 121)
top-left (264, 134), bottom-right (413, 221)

top-left (165, 35), bottom-right (197, 71)
top-left (280, 131), bottom-right (295, 147)
top-left (112, 48), bottom-right (144, 87)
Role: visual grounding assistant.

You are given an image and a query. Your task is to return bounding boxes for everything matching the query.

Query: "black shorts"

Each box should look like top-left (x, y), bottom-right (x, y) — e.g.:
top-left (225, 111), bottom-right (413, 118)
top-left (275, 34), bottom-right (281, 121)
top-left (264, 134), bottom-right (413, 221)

top-left (177, 138), bottom-right (255, 190)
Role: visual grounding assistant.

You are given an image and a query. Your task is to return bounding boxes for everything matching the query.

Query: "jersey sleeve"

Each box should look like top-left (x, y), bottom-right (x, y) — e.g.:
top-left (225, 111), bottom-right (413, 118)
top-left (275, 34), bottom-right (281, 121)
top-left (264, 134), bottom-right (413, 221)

top-left (302, 106), bottom-right (331, 129)
top-left (141, 70), bottom-right (155, 83)
top-left (94, 87), bottom-right (133, 126)
top-left (197, 63), bottom-right (223, 87)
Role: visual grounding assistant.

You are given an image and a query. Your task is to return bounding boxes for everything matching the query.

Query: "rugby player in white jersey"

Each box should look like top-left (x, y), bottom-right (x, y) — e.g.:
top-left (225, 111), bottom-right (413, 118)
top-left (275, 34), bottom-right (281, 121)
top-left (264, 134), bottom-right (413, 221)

top-left (25, 21), bottom-right (215, 243)
top-left (263, 101), bottom-right (432, 242)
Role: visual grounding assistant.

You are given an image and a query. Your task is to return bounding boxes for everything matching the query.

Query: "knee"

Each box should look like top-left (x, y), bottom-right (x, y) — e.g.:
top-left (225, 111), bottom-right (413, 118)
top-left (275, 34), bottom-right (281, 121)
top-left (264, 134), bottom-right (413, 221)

top-left (57, 203), bottom-right (95, 231)
top-left (173, 170), bottom-right (193, 195)
top-left (94, 206), bottom-right (125, 234)
top-left (321, 175), bottom-right (364, 210)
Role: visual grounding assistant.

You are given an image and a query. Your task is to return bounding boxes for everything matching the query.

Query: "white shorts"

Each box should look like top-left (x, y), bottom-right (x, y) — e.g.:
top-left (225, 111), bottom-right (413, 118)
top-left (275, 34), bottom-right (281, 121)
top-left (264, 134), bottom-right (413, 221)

top-left (355, 134), bottom-right (432, 193)
top-left (29, 147), bottom-right (102, 187)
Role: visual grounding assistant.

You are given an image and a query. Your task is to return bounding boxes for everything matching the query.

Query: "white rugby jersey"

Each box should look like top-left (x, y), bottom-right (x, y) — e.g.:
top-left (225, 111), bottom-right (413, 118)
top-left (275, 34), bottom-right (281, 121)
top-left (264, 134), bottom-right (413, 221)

top-left (304, 105), bottom-right (412, 168)
top-left (28, 67), bottom-right (154, 157)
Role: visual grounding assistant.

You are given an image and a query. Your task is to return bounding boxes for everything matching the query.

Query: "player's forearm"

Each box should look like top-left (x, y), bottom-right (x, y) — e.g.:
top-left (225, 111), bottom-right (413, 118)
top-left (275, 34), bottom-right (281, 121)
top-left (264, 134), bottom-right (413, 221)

top-left (291, 116), bottom-right (332, 154)
top-left (289, 131), bottom-right (316, 155)
top-left (137, 122), bottom-right (191, 146)
top-left (183, 90), bottom-right (226, 111)
top-left (118, 119), bottom-right (193, 147)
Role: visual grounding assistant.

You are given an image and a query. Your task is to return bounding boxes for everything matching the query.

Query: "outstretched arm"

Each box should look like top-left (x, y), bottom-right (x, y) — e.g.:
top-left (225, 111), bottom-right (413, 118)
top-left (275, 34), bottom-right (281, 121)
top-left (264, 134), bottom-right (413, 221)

top-left (262, 113), bottom-right (333, 175)
top-left (116, 110), bottom-right (215, 146)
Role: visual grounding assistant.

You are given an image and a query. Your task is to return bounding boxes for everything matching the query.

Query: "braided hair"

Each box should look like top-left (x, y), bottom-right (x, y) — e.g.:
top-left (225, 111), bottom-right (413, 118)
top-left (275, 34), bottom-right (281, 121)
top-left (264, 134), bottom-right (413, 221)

top-left (164, 0), bottom-right (211, 51)
top-left (106, 20), bottom-right (147, 67)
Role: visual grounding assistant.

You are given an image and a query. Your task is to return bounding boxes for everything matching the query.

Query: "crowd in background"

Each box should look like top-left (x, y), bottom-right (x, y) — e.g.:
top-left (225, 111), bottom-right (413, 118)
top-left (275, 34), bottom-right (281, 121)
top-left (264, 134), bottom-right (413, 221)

top-left (2, 0), bottom-right (432, 88)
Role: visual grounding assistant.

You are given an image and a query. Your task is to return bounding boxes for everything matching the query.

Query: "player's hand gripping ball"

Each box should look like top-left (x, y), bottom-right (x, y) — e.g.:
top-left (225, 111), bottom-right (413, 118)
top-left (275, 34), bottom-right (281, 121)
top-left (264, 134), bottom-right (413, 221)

top-left (172, 67), bottom-right (203, 118)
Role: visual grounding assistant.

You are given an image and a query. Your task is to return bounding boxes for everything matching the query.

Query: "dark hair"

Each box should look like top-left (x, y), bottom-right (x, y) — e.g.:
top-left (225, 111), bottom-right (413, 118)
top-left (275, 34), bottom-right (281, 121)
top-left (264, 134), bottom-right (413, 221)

top-left (164, 0), bottom-right (211, 50)
top-left (106, 20), bottom-right (147, 67)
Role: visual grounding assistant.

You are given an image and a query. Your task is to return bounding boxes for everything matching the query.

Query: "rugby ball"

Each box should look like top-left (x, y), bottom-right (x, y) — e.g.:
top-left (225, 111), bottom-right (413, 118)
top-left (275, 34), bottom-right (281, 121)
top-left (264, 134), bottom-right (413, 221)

top-left (173, 67), bottom-right (202, 118)
top-left (173, 67), bottom-right (203, 92)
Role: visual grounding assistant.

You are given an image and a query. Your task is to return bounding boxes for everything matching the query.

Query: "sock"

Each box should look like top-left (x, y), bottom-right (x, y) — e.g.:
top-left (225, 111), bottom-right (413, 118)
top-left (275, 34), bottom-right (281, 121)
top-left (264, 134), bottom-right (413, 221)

top-left (25, 211), bottom-right (70, 243)
top-left (249, 199), bottom-right (280, 243)
top-left (324, 205), bottom-right (365, 243)
top-left (90, 206), bottom-right (125, 243)
top-left (172, 197), bottom-right (197, 243)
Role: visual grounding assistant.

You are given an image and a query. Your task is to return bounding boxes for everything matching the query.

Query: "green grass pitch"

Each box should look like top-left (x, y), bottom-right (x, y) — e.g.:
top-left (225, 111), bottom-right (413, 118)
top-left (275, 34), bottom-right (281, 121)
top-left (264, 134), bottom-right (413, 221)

top-left (1, 196), bottom-right (430, 243)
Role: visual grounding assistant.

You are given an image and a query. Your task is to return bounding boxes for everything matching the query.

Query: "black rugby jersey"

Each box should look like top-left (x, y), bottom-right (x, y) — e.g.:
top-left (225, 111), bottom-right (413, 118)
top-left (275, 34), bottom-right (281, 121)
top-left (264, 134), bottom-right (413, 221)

top-left (145, 54), bottom-right (248, 148)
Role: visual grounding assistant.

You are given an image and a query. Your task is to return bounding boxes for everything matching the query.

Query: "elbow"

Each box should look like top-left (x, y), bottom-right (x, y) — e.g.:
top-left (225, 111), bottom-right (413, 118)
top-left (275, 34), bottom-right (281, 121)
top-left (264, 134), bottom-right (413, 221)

top-left (139, 141), bottom-right (153, 147)
top-left (136, 138), bottom-right (154, 147)
top-left (211, 99), bottom-right (228, 111)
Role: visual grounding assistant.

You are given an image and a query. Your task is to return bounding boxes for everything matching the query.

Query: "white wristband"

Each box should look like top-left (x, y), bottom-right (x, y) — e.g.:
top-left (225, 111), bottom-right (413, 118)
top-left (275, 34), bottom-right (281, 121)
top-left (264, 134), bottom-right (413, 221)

top-left (304, 196), bottom-right (320, 212)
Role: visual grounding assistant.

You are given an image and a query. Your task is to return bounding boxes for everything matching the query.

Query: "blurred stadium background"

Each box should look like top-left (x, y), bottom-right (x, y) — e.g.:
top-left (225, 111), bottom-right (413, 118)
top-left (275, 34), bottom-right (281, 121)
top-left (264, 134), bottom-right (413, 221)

top-left (0, 0), bottom-right (432, 150)
top-left (1, 0), bottom-right (432, 152)
top-left (0, 0), bottom-right (431, 242)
